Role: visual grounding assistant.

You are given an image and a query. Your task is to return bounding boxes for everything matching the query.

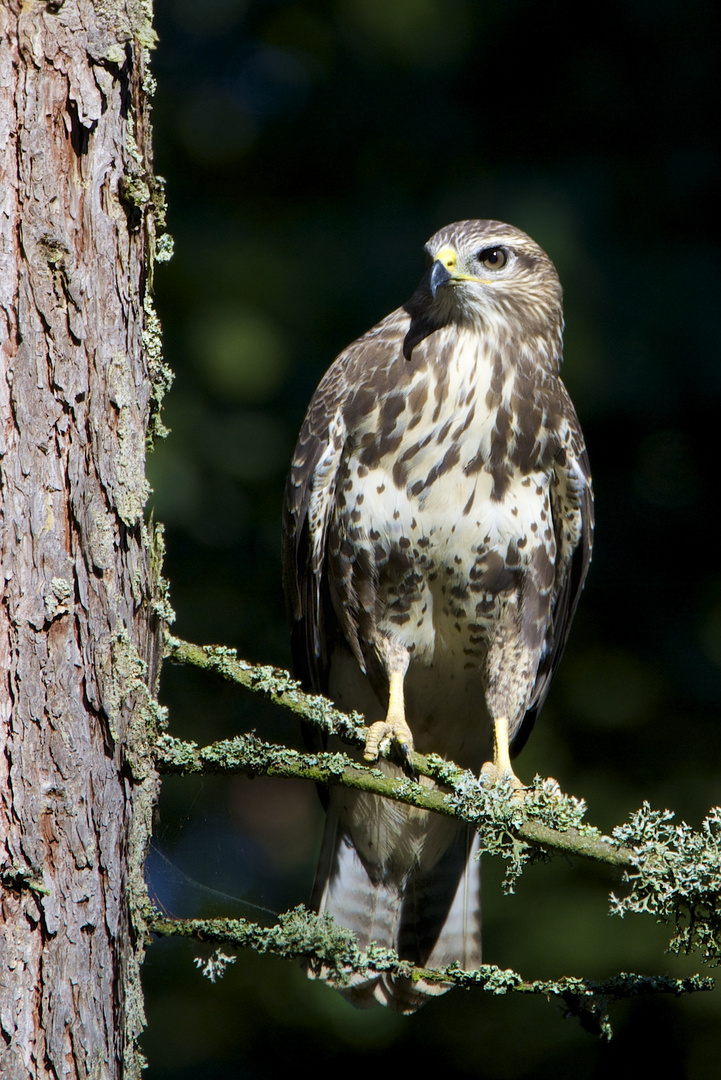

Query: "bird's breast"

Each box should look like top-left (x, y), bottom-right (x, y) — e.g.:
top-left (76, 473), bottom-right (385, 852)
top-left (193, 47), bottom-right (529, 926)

top-left (333, 332), bottom-right (558, 667)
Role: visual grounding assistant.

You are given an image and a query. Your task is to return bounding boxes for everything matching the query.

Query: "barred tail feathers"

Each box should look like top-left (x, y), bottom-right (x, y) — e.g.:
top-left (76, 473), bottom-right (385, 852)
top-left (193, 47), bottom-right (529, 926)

top-left (308, 798), bottom-right (481, 1014)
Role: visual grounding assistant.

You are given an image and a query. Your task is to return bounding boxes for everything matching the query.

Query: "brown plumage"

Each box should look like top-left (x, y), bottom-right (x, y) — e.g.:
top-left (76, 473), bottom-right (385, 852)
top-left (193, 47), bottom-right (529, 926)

top-left (283, 220), bottom-right (593, 1012)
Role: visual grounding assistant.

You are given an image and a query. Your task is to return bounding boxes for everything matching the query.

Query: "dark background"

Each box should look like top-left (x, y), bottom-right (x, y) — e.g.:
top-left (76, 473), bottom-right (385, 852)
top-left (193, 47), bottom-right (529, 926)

top-left (142, 1), bottom-right (721, 1076)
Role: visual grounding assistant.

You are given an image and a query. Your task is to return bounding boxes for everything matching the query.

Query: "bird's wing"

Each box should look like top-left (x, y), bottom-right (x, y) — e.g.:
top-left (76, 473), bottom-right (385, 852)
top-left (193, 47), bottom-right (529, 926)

top-left (282, 365), bottom-right (347, 696)
top-left (282, 309), bottom-right (411, 695)
top-left (513, 388), bottom-right (594, 753)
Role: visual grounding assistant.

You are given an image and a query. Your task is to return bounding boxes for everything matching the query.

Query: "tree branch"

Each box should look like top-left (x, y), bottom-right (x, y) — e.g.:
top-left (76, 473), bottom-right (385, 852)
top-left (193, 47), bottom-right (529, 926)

top-left (163, 635), bottom-right (632, 871)
top-left (155, 730), bottom-right (632, 872)
top-left (147, 905), bottom-right (713, 1040)
top-left (162, 636), bottom-right (721, 971)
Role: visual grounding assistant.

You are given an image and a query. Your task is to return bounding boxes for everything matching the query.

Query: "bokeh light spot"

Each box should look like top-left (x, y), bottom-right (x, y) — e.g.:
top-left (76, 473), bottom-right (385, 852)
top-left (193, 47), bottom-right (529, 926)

top-left (561, 648), bottom-right (658, 727)
top-left (191, 306), bottom-right (288, 402)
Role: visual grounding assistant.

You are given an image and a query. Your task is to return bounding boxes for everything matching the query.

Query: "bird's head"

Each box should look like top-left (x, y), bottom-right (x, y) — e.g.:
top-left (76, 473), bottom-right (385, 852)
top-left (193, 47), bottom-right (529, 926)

top-left (414, 220), bottom-right (564, 360)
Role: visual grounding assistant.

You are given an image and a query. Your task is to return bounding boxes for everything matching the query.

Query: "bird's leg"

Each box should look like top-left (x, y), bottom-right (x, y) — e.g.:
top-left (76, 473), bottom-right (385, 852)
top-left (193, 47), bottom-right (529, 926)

top-left (364, 662), bottom-right (414, 767)
top-left (480, 715), bottom-right (524, 791)
top-left (492, 714), bottom-right (513, 775)
top-left (480, 614), bottom-right (529, 792)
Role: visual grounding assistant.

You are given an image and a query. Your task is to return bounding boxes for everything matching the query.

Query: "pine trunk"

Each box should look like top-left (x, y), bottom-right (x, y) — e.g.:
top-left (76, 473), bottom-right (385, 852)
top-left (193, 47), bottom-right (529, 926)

top-left (1, 3), bottom-right (166, 1077)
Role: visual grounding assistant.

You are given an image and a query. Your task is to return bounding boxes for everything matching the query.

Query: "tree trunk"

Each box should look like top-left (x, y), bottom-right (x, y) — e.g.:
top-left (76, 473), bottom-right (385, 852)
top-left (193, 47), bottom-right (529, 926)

top-left (0, 3), bottom-right (166, 1077)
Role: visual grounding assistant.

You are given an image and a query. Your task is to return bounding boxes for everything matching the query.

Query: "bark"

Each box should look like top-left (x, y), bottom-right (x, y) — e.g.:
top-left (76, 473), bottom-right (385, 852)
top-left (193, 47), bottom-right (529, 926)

top-left (0, 3), bottom-right (166, 1077)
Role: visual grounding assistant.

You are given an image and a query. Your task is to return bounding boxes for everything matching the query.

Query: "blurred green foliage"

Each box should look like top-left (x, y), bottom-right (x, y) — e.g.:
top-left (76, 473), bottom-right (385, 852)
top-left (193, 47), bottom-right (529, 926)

top-left (143, 0), bottom-right (720, 1075)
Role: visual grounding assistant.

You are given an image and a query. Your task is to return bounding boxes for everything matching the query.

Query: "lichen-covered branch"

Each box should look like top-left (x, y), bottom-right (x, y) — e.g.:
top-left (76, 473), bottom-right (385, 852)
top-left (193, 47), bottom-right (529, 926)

top-left (162, 636), bottom-right (721, 970)
top-left (163, 637), bottom-right (631, 873)
top-left (155, 730), bottom-right (632, 883)
top-left (147, 904), bottom-right (713, 1040)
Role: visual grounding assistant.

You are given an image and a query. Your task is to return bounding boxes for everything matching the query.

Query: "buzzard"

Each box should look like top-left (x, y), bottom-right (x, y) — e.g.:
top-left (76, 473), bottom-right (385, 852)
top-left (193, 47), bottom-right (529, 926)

top-left (283, 219), bottom-right (593, 1012)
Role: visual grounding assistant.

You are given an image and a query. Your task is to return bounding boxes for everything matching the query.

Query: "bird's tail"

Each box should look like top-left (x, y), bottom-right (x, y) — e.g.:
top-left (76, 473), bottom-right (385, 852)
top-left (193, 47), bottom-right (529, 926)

top-left (307, 802), bottom-right (481, 1013)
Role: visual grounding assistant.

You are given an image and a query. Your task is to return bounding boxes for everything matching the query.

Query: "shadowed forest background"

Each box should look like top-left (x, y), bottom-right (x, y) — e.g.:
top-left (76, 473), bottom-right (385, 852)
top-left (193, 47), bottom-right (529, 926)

top-left (142, 1), bottom-right (720, 1076)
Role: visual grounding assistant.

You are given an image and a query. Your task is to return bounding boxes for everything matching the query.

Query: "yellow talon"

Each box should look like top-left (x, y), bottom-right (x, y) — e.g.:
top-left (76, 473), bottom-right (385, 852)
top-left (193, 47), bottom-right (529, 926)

top-left (480, 715), bottom-right (525, 793)
top-left (364, 669), bottom-right (414, 762)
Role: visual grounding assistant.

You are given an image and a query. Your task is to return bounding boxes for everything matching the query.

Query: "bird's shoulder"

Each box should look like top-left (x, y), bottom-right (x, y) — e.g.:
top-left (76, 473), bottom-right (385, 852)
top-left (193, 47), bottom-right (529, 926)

top-left (283, 308), bottom-right (408, 530)
top-left (314, 306), bottom-right (413, 415)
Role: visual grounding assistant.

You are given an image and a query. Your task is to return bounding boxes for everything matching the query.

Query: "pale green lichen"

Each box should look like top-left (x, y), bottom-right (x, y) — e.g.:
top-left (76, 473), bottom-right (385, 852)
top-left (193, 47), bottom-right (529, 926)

top-left (0, 864), bottom-right (51, 897)
top-left (143, 520), bottom-right (176, 623)
top-left (87, 497), bottom-right (116, 573)
top-left (44, 577), bottom-right (73, 621)
top-left (194, 950), bottom-right (237, 983)
top-left (611, 804), bottom-right (721, 964)
top-left (108, 353), bottom-right (151, 526)
top-left (155, 232), bottom-right (174, 263)
top-left (99, 629), bottom-right (167, 778)
top-left (148, 905), bottom-right (713, 1038)
top-left (118, 174), bottom-right (152, 209)
top-left (143, 294), bottom-right (174, 443)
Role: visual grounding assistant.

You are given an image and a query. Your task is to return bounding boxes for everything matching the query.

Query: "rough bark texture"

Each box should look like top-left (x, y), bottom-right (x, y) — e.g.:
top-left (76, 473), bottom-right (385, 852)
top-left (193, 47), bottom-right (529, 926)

top-left (0, 3), bottom-right (166, 1077)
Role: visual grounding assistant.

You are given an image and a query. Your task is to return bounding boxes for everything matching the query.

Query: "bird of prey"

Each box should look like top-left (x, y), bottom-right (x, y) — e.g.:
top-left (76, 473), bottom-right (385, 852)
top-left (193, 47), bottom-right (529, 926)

top-left (283, 219), bottom-right (593, 1012)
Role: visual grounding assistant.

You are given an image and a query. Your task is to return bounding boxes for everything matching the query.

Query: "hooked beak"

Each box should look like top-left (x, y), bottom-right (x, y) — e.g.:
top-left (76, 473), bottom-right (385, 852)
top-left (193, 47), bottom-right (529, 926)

top-left (429, 245), bottom-right (463, 298)
top-left (429, 258), bottom-right (453, 298)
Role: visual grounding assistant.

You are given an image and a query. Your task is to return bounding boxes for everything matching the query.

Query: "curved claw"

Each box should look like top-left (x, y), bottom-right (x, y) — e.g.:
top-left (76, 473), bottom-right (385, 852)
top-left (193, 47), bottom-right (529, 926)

top-left (397, 740), bottom-right (416, 780)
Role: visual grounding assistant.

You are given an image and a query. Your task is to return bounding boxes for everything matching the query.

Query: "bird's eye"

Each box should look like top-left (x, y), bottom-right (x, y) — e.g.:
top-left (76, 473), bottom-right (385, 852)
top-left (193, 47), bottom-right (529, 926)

top-left (477, 247), bottom-right (507, 270)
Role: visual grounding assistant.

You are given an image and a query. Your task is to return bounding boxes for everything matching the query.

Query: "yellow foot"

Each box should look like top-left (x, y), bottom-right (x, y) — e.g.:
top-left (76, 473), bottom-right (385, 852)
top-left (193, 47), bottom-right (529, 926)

top-left (363, 716), bottom-right (414, 763)
top-left (482, 714), bottom-right (527, 796)
top-left (480, 760), bottom-right (526, 797)
top-left (363, 667), bottom-right (414, 771)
